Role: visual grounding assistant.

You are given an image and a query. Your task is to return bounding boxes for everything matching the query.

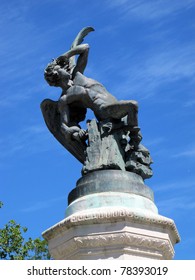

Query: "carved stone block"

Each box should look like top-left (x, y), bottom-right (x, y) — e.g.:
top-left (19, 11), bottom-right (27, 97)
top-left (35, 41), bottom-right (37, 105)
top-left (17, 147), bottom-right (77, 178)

top-left (42, 207), bottom-right (180, 260)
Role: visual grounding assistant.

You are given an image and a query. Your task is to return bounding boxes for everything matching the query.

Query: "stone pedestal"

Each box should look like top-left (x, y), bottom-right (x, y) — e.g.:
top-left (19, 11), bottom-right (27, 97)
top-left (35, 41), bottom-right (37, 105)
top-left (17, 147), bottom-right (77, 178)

top-left (42, 170), bottom-right (180, 259)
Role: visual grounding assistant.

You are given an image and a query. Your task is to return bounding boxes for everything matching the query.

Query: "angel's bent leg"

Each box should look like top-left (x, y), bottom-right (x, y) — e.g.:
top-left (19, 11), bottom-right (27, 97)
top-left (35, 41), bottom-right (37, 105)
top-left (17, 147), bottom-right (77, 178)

top-left (100, 100), bottom-right (138, 125)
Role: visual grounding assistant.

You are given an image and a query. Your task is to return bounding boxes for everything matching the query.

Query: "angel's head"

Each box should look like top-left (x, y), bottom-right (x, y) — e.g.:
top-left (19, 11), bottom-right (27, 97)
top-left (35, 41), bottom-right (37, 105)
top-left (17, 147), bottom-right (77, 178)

top-left (44, 60), bottom-right (71, 89)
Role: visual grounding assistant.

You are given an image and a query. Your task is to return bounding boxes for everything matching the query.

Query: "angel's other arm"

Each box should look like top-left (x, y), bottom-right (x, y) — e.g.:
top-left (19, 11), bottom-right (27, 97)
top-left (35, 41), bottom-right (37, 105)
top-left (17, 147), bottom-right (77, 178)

top-left (57, 44), bottom-right (89, 78)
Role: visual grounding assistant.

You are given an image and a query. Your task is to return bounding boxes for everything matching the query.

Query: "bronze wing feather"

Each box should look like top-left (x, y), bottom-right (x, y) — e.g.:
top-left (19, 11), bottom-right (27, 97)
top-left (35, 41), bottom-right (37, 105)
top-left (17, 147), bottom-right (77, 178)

top-left (40, 99), bottom-right (86, 163)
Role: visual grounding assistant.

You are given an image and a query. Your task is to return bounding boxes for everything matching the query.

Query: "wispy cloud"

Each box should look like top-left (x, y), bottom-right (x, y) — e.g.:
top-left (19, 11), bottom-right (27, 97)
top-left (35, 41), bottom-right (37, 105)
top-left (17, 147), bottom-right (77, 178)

top-left (21, 195), bottom-right (67, 212)
top-left (0, 1), bottom-right (74, 107)
top-left (109, 41), bottom-right (195, 101)
top-left (0, 124), bottom-right (53, 159)
top-left (145, 46), bottom-right (195, 81)
top-left (0, 82), bottom-right (47, 109)
top-left (153, 176), bottom-right (195, 216)
top-left (106, 0), bottom-right (195, 21)
top-left (143, 137), bottom-right (165, 148)
top-left (184, 99), bottom-right (195, 107)
top-left (157, 196), bottom-right (195, 214)
top-left (152, 179), bottom-right (195, 193)
top-left (172, 147), bottom-right (195, 158)
top-left (98, 0), bottom-right (195, 102)
top-left (91, 19), bottom-right (195, 101)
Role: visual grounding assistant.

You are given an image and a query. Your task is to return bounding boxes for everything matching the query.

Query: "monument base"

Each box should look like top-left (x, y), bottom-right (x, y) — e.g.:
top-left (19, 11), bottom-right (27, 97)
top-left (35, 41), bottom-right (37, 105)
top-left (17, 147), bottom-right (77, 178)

top-left (42, 207), bottom-right (180, 260)
top-left (42, 171), bottom-right (180, 259)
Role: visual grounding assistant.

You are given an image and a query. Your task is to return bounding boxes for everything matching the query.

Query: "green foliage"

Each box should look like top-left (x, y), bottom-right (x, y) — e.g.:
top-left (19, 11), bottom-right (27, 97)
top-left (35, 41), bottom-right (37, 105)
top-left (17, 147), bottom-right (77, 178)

top-left (0, 202), bottom-right (51, 260)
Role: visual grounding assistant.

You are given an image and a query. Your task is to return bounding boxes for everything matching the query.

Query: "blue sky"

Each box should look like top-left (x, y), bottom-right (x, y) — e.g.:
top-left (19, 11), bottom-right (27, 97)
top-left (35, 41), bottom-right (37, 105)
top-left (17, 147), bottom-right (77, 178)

top-left (0, 0), bottom-right (195, 260)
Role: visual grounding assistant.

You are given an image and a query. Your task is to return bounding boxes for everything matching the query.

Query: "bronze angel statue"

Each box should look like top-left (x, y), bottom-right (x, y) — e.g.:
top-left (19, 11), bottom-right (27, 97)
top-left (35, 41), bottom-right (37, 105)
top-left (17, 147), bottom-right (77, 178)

top-left (41, 27), bottom-right (152, 179)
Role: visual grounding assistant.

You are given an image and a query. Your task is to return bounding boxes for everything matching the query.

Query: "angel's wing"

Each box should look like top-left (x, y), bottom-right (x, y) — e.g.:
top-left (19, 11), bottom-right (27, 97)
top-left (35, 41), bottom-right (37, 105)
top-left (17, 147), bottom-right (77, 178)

top-left (40, 99), bottom-right (86, 163)
top-left (71, 26), bottom-right (95, 48)
top-left (69, 26), bottom-right (94, 70)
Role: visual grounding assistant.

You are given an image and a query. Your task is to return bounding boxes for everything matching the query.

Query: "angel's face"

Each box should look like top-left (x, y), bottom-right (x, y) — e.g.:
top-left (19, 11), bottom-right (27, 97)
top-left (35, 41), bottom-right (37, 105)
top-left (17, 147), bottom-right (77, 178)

top-left (44, 63), bottom-right (70, 88)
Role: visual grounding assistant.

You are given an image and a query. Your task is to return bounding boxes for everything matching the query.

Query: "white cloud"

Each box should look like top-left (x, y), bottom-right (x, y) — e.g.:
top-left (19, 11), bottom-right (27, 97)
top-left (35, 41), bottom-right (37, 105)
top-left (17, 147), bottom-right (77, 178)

top-left (110, 41), bottom-right (195, 101)
top-left (142, 137), bottom-right (165, 148)
top-left (152, 180), bottom-right (195, 193)
top-left (21, 195), bottom-right (67, 212)
top-left (0, 124), bottom-right (53, 159)
top-left (172, 147), bottom-right (195, 158)
top-left (157, 196), bottom-right (195, 213)
top-left (184, 99), bottom-right (195, 107)
top-left (106, 0), bottom-right (195, 21)
top-left (145, 46), bottom-right (195, 81)
top-left (154, 177), bottom-right (195, 216)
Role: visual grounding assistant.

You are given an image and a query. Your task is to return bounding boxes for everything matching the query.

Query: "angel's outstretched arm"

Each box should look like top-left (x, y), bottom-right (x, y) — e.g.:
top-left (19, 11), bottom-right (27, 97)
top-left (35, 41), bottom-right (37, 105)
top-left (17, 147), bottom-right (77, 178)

top-left (72, 44), bottom-right (89, 79)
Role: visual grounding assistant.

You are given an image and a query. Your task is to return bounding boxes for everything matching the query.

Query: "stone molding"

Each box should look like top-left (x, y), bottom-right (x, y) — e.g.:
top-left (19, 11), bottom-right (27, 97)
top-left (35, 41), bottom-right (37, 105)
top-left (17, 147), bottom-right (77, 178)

top-left (43, 207), bottom-right (180, 244)
top-left (50, 230), bottom-right (174, 260)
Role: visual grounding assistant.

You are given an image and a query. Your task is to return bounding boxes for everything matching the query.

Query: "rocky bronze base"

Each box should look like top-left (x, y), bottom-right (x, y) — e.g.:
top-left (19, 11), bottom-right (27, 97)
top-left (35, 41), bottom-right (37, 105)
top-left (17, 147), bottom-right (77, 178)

top-left (68, 170), bottom-right (153, 204)
top-left (67, 170), bottom-right (156, 217)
